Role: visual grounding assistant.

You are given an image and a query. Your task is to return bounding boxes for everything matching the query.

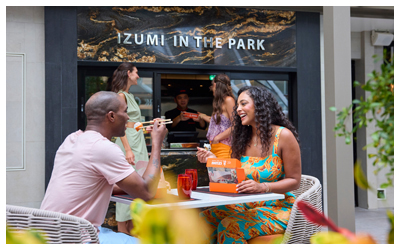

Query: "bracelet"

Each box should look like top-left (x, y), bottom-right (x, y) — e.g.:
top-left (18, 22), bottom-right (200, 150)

top-left (262, 182), bottom-right (270, 193)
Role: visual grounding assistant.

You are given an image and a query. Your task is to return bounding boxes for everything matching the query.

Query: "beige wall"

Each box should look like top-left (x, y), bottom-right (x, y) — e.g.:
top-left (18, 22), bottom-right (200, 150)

top-left (6, 6), bottom-right (45, 208)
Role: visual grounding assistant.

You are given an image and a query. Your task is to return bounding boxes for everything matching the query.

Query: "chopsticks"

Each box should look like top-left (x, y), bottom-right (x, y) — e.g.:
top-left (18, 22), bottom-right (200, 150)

top-left (133, 119), bottom-right (172, 131)
top-left (141, 119), bottom-right (171, 125)
top-left (143, 121), bottom-right (172, 128)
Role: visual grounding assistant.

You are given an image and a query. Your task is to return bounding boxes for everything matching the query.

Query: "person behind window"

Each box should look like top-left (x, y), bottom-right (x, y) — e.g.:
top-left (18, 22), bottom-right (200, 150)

top-left (199, 74), bottom-right (235, 158)
top-left (164, 88), bottom-right (207, 131)
top-left (196, 86), bottom-right (301, 244)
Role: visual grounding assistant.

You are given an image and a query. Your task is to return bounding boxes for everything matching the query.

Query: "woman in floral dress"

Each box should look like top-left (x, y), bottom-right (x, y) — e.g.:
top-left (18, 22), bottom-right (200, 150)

top-left (197, 86), bottom-right (301, 243)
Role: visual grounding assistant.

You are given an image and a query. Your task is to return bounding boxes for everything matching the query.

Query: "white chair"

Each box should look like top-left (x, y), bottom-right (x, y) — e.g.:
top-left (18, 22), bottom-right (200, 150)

top-left (248, 174), bottom-right (322, 244)
top-left (6, 204), bottom-right (99, 244)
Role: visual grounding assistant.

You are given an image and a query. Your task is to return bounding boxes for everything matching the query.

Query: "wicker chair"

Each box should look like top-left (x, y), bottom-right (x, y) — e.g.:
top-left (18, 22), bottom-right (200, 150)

top-left (248, 174), bottom-right (322, 244)
top-left (6, 205), bottom-right (99, 244)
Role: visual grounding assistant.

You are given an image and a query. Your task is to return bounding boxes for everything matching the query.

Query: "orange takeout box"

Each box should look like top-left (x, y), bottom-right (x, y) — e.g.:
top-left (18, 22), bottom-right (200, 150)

top-left (206, 158), bottom-right (245, 193)
top-left (183, 112), bottom-right (199, 119)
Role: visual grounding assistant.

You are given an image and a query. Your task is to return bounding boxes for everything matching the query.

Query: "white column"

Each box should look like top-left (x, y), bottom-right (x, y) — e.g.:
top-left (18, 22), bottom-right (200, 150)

top-left (323, 6), bottom-right (355, 231)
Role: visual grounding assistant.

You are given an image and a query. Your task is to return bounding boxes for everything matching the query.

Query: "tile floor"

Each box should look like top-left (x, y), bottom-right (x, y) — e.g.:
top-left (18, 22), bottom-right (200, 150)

top-left (355, 207), bottom-right (393, 244)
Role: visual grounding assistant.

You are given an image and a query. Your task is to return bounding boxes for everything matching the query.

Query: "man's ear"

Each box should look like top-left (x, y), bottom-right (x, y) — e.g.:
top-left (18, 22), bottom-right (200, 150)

top-left (106, 111), bottom-right (115, 122)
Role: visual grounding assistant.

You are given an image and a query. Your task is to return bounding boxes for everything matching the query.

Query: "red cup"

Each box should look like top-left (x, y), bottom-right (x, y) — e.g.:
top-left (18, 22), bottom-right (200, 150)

top-left (177, 174), bottom-right (192, 199)
top-left (185, 169), bottom-right (198, 190)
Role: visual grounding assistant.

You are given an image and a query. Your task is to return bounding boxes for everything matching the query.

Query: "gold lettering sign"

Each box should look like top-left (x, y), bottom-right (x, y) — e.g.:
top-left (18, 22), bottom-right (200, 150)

top-left (77, 6), bottom-right (296, 67)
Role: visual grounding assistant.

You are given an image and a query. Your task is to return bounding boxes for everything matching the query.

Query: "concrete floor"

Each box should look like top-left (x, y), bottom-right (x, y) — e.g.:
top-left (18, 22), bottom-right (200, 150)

top-left (355, 207), bottom-right (393, 244)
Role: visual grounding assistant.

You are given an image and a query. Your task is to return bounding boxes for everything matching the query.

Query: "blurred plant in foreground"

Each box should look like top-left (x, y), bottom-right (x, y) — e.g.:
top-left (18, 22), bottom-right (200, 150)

top-left (297, 200), bottom-right (376, 244)
top-left (6, 225), bottom-right (47, 244)
top-left (130, 195), bottom-right (210, 244)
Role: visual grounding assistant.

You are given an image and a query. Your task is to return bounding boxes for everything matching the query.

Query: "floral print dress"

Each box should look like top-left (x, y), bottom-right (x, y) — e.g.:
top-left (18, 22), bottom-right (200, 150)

top-left (200, 127), bottom-right (296, 244)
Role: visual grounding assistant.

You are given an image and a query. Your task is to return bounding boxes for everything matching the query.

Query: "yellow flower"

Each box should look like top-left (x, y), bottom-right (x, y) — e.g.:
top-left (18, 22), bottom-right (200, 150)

top-left (311, 231), bottom-right (351, 244)
top-left (311, 231), bottom-right (377, 244)
top-left (6, 226), bottom-right (47, 244)
top-left (130, 197), bottom-right (210, 244)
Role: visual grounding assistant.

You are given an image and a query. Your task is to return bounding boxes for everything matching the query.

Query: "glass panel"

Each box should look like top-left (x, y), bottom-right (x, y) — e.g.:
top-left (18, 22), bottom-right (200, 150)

top-left (85, 76), bottom-right (109, 101)
top-left (128, 77), bottom-right (153, 122)
top-left (128, 77), bottom-right (153, 147)
top-left (230, 79), bottom-right (289, 118)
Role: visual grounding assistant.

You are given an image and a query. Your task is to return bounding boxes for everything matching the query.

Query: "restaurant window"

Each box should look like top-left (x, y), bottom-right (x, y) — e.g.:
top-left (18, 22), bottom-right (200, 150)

top-left (78, 68), bottom-right (154, 139)
top-left (230, 79), bottom-right (289, 118)
top-left (230, 73), bottom-right (290, 119)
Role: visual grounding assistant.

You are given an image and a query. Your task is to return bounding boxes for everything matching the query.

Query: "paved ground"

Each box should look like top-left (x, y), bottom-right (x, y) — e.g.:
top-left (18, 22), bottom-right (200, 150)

top-left (355, 207), bottom-right (393, 244)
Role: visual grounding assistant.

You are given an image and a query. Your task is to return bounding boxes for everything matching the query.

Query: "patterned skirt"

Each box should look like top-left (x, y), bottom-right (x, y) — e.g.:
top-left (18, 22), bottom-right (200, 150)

top-left (200, 193), bottom-right (295, 244)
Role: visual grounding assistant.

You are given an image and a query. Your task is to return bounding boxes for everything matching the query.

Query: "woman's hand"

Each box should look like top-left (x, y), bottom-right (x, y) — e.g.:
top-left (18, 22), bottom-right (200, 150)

top-left (198, 113), bottom-right (211, 123)
top-left (196, 147), bottom-right (216, 163)
top-left (125, 149), bottom-right (135, 165)
top-left (192, 112), bottom-right (202, 122)
top-left (236, 180), bottom-right (265, 193)
top-left (211, 135), bottom-right (221, 144)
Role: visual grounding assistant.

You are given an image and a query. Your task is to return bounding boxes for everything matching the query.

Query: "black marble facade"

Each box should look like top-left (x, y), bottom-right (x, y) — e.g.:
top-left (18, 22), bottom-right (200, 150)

top-left (160, 151), bottom-right (209, 189)
top-left (77, 6), bottom-right (296, 67)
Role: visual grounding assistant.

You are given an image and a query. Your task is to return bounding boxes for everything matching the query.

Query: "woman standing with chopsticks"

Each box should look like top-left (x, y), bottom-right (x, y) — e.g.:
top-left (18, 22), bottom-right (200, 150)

top-left (110, 62), bottom-right (149, 235)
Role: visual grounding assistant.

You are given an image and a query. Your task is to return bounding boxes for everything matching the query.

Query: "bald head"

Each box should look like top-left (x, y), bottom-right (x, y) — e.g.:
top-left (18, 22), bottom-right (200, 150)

top-left (85, 91), bottom-right (122, 122)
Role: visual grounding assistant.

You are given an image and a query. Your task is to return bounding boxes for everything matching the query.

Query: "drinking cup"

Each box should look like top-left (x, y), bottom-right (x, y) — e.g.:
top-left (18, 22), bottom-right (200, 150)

top-left (177, 174), bottom-right (192, 199)
top-left (185, 169), bottom-right (198, 190)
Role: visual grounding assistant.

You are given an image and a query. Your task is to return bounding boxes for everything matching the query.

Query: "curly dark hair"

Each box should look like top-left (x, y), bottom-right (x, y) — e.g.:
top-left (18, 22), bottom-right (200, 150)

top-left (230, 86), bottom-right (300, 159)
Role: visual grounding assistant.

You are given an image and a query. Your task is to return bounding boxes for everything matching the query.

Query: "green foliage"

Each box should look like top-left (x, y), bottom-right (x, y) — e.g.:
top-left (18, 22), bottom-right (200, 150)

top-left (331, 52), bottom-right (394, 188)
top-left (387, 210), bottom-right (394, 244)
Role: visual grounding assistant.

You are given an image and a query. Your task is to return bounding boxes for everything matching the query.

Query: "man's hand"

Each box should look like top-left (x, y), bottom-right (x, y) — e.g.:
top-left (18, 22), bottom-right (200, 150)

top-left (148, 119), bottom-right (168, 147)
top-left (180, 112), bottom-right (190, 121)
